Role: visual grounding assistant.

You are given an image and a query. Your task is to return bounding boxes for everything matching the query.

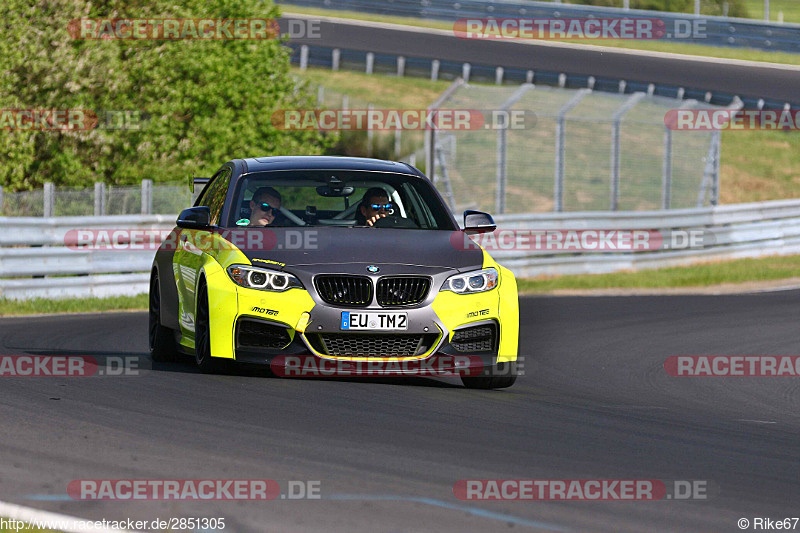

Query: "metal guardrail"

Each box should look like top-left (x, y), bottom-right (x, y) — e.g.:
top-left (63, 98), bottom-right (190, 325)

top-left (0, 215), bottom-right (175, 300)
top-left (279, 0), bottom-right (800, 52)
top-left (3, 201), bottom-right (800, 299)
top-left (491, 198), bottom-right (800, 276)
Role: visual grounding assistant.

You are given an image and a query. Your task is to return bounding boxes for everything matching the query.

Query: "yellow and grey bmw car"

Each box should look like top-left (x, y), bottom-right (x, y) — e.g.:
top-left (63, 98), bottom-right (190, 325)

top-left (149, 156), bottom-right (519, 388)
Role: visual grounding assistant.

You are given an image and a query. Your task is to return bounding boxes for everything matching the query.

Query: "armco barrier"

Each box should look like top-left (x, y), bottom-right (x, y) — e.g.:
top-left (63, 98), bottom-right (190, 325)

top-left (278, 0), bottom-right (800, 53)
top-left (0, 215), bottom-right (175, 300)
top-left (491, 198), bottom-right (800, 276)
top-left (3, 200), bottom-right (800, 299)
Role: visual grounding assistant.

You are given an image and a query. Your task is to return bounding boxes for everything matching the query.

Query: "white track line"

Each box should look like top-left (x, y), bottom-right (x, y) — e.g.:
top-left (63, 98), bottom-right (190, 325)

top-left (284, 12), bottom-right (800, 72)
top-left (0, 501), bottom-right (137, 533)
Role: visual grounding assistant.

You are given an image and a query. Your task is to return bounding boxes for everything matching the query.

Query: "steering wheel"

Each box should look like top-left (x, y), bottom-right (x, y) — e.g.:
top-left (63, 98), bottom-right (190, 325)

top-left (371, 215), bottom-right (418, 229)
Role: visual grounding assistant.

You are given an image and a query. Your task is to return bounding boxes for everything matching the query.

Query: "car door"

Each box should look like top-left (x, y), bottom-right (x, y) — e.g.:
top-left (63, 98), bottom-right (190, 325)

top-left (174, 167), bottom-right (231, 340)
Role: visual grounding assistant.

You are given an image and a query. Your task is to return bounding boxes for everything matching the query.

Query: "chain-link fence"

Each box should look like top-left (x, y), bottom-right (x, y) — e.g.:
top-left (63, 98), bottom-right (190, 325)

top-left (428, 81), bottom-right (731, 214)
top-left (0, 181), bottom-right (191, 217)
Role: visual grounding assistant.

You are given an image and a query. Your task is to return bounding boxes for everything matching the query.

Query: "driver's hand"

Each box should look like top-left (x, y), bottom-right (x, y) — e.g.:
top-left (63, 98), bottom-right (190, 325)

top-left (366, 213), bottom-right (387, 227)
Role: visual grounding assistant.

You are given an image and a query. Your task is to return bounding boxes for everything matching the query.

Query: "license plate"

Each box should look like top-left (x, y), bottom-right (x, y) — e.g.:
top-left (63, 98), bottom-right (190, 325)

top-left (340, 311), bottom-right (408, 330)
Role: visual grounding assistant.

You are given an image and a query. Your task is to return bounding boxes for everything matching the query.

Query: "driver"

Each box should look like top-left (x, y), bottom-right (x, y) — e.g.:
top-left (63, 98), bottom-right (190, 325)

top-left (357, 187), bottom-right (393, 227)
top-left (248, 187), bottom-right (282, 226)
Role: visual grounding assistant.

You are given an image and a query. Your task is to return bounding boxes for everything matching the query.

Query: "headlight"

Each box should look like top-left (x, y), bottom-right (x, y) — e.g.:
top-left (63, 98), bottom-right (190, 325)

top-left (227, 265), bottom-right (303, 292)
top-left (441, 268), bottom-right (498, 294)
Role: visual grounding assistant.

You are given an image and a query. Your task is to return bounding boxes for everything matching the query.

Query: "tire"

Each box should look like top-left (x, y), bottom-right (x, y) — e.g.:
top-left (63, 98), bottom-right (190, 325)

top-left (461, 361), bottom-right (517, 390)
top-left (149, 271), bottom-right (177, 362)
top-left (194, 281), bottom-right (225, 374)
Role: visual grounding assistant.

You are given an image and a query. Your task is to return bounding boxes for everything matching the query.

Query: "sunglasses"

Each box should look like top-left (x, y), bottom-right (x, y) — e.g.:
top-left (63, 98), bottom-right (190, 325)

top-left (369, 203), bottom-right (393, 211)
top-left (256, 202), bottom-right (275, 213)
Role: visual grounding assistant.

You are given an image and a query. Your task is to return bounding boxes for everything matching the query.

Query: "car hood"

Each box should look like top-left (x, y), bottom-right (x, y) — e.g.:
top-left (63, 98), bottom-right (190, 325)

top-left (235, 227), bottom-right (484, 274)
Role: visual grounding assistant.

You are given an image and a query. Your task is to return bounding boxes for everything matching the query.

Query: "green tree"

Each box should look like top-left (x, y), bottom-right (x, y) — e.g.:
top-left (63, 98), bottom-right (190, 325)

top-left (0, 0), bottom-right (332, 191)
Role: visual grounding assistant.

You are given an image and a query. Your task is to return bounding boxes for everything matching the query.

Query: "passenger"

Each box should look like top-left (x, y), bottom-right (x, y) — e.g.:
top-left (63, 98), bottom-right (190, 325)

top-left (356, 187), bottom-right (393, 227)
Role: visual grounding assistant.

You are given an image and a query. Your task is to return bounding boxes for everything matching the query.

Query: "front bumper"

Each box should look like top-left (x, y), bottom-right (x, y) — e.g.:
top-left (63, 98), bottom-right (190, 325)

top-left (205, 266), bottom-right (519, 371)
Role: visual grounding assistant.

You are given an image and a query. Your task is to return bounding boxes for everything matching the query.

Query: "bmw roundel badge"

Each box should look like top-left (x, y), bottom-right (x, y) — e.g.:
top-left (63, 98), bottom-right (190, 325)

top-left (367, 265), bottom-right (380, 273)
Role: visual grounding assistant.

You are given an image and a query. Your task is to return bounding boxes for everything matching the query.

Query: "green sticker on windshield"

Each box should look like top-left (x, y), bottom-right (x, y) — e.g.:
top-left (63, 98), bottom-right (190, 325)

top-left (236, 218), bottom-right (250, 226)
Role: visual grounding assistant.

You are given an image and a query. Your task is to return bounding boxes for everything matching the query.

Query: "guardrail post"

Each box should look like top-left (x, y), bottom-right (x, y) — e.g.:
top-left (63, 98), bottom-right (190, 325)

top-left (694, 0), bottom-right (700, 15)
top-left (394, 129), bottom-right (402, 158)
top-left (397, 56), bottom-right (405, 77)
top-left (94, 182), bottom-right (106, 216)
top-left (299, 45), bottom-right (309, 71)
top-left (426, 78), bottom-right (464, 204)
top-left (366, 52), bottom-right (374, 75)
top-left (495, 67), bottom-right (503, 85)
top-left (610, 92), bottom-right (645, 211)
top-left (711, 130), bottom-right (721, 206)
top-left (43, 182), bottom-right (54, 217)
top-left (431, 60), bottom-right (440, 81)
top-left (495, 114), bottom-right (507, 214)
top-left (555, 89), bottom-right (590, 212)
top-left (141, 179), bottom-right (152, 215)
top-left (663, 99), bottom-right (697, 209)
top-left (662, 127), bottom-right (673, 210)
top-left (764, 0), bottom-right (770, 21)
top-left (367, 104), bottom-right (374, 156)
top-left (342, 94), bottom-right (349, 110)
top-left (317, 86), bottom-right (324, 106)
top-left (461, 63), bottom-right (470, 83)
top-left (0, 186), bottom-right (4, 215)
top-left (493, 83), bottom-right (533, 215)
top-left (332, 48), bottom-right (340, 71)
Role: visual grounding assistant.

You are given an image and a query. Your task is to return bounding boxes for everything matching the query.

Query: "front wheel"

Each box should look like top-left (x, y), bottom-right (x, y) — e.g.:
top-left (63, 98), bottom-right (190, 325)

top-left (195, 281), bottom-right (226, 374)
top-left (149, 271), bottom-right (177, 362)
top-left (461, 361), bottom-right (517, 390)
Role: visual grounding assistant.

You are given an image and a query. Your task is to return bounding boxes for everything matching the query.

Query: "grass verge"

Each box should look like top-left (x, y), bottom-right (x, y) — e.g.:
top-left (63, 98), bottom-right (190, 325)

top-left (282, 6), bottom-right (800, 66)
top-left (516, 254), bottom-right (800, 293)
top-left (0, 294), bottom-right (147, 317)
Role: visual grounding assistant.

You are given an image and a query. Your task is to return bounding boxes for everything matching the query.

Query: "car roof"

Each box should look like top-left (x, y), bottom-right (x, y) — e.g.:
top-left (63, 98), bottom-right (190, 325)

top-left (240, 156), bottom-right (425, 177)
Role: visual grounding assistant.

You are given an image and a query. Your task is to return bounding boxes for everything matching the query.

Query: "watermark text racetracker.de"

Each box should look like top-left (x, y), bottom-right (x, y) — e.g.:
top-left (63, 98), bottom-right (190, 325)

top-left (67, 18), bottom-right (282, 40)
top-left (665, 356), bottom-right (800, 377)
top-left (665, 109), bottom-right (800, 131)
top-left (0, 355), bottom-right (139, 377)
top-left (270, 354), bottom-right (523, 378)
top-left (65, 228), bottom-right (319, 252)
top-left (0, 109), bottom-right (144, 131)
top-left (453, 17), bottom-right (706, 40)
top-left (452, 229), bottom-right (713, 252)
top-left (270, 109), bottom-right (533, 131)
top-left (453, 479), bottom-right (710, 500)
top-left (68, 479), bottom-right (321, 500)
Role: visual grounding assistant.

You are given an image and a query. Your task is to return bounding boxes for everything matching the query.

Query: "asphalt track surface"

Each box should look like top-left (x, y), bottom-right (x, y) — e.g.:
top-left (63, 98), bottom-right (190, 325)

top-left (1, 293), bottom-right (799, 532)
top-left (282, 16), bottom-right (800, 104)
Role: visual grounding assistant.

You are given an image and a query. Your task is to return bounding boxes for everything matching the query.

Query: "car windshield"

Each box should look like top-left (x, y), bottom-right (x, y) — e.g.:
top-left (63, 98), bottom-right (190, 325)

top-left (226, 170), bottom-right (456, 230)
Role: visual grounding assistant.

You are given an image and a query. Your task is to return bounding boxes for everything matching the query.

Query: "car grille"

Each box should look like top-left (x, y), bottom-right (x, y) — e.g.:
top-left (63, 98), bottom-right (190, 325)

top-left (376, 277), bottom-right (431, 306)
top-left (236, 319), bottom-right (292, 350)
top-left (315, 275), bottom-right (372, 307)
top-left (315, 333), bottom-right (439, 357)
top-left (451, 323), bottom-right (497, 353)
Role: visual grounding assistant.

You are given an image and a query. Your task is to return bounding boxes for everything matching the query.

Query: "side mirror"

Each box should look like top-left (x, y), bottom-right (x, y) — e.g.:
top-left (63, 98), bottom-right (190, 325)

top-left (177, 206), bottom-right (211, 229)
top-left (463, 210), bottom-right (496, 234)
